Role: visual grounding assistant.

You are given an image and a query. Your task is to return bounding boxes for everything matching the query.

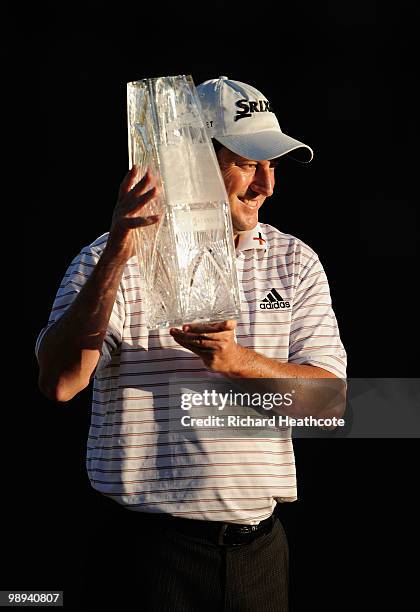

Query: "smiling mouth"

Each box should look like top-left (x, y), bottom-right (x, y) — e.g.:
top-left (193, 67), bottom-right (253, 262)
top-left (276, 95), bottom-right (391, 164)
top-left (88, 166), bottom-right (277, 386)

top-left (238, 197), bottom-right (260, 209)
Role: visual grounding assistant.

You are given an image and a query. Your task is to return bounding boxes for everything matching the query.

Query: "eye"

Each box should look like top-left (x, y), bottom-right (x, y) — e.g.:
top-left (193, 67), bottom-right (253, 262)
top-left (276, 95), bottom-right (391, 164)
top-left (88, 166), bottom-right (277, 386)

top-left (239, 163), bottom-right (258, 170)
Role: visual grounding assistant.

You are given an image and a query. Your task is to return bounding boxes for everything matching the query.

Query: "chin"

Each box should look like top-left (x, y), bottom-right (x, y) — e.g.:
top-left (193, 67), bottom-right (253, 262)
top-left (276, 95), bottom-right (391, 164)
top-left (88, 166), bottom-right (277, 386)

top-left (233, 220), bottom-right (258, 234)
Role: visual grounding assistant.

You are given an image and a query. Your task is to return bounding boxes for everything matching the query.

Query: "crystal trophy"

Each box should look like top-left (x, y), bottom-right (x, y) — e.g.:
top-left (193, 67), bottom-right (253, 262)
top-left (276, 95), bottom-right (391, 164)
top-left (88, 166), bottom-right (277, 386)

top-left (127, 75), bottom-right (241, 329)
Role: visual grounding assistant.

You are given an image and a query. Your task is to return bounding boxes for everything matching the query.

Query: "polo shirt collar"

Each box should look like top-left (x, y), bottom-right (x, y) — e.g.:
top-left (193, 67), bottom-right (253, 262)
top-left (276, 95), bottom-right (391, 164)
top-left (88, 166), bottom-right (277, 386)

top-left (235, 223), bottom-right (269, 253)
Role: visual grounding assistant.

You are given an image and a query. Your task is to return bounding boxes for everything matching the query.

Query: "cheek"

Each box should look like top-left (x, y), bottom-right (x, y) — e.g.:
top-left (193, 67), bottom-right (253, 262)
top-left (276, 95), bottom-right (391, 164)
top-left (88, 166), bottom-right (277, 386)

top-left (222, 170), bottom-right (250, 197)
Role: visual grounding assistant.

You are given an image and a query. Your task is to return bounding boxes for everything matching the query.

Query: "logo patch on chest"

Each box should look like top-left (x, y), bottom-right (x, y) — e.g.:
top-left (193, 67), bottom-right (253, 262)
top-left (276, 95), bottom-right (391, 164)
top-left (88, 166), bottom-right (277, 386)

top-left (260, 288), bottom-right (291, 309)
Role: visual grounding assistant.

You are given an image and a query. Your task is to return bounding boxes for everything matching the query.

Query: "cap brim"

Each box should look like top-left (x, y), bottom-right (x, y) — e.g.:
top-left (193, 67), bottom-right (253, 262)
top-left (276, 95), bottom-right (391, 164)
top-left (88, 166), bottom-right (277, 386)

top-left (215, 131), bottom-right (313, 163)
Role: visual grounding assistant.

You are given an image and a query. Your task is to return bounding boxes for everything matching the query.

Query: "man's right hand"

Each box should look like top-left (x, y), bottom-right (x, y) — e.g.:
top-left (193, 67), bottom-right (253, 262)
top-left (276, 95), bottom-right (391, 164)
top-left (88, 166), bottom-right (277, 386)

top-left (106, 165), bottom-right (160, 263)
top-left (37, 165), bottom-right (160, 402)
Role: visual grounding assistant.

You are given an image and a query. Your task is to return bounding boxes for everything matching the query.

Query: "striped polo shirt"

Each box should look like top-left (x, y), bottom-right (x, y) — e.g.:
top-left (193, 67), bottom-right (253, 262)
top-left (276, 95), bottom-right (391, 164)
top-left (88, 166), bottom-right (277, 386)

top-left (35, 222), bottom-right (346, 524)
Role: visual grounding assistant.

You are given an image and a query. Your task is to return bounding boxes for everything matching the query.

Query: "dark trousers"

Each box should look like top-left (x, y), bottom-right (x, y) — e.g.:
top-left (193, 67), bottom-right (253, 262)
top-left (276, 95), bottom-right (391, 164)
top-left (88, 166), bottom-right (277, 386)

top-left (77, 496), bottom-right (289, 611)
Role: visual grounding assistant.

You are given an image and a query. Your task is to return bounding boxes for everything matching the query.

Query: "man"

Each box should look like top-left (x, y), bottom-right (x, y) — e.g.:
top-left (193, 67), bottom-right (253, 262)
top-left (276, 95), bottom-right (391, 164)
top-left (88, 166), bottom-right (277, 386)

top-left (36, 76), bottom-right (346, 610)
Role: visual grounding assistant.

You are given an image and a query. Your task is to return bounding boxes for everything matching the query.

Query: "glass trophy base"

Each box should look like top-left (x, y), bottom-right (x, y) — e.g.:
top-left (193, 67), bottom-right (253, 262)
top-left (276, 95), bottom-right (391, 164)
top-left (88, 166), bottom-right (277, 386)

top-left (134, 200), bottom-right (241, 330)
top-left (153, 310), bottom-right (241, 330)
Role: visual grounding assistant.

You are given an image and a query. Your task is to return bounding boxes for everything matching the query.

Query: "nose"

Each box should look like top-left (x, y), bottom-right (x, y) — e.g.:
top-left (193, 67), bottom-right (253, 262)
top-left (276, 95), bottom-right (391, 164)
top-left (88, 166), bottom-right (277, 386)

top-left (250, 164), bottom-right (274, 197)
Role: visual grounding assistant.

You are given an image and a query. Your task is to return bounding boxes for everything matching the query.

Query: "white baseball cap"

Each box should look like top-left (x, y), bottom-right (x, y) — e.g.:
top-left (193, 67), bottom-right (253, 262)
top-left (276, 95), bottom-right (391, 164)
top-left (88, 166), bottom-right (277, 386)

top-left (196, 76), bottom-right (313, 163)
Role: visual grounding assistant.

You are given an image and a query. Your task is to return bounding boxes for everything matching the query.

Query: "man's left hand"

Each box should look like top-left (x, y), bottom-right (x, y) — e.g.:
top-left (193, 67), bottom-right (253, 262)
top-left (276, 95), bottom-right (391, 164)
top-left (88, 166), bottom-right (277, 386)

top-left (169, 320), bottom-right (242, 374)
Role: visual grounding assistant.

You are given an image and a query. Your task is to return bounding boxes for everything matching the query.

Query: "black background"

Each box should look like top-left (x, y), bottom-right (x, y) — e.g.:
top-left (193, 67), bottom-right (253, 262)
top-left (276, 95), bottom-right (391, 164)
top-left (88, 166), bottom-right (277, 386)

top-left (5, 1), bottom-right (419, 610)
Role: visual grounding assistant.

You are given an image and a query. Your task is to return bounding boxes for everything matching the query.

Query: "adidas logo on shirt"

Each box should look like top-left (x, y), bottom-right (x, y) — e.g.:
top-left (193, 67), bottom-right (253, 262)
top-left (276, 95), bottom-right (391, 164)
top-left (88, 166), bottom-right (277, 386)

top-left (260, 288), bottom-right (291, 309)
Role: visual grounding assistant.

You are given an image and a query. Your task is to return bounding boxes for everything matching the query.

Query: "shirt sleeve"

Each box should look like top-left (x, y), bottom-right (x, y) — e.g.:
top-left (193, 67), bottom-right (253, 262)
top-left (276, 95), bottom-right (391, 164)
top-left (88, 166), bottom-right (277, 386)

top-left (34, 244), bottom-right (125, 371)
top-left (288, 255), bottom-right (347, 378)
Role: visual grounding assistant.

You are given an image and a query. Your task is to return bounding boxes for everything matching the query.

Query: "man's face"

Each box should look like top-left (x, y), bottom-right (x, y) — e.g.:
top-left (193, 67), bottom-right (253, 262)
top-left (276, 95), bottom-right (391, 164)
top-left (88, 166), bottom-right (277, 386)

top-left (216, 146), bottom-right (277, 237)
